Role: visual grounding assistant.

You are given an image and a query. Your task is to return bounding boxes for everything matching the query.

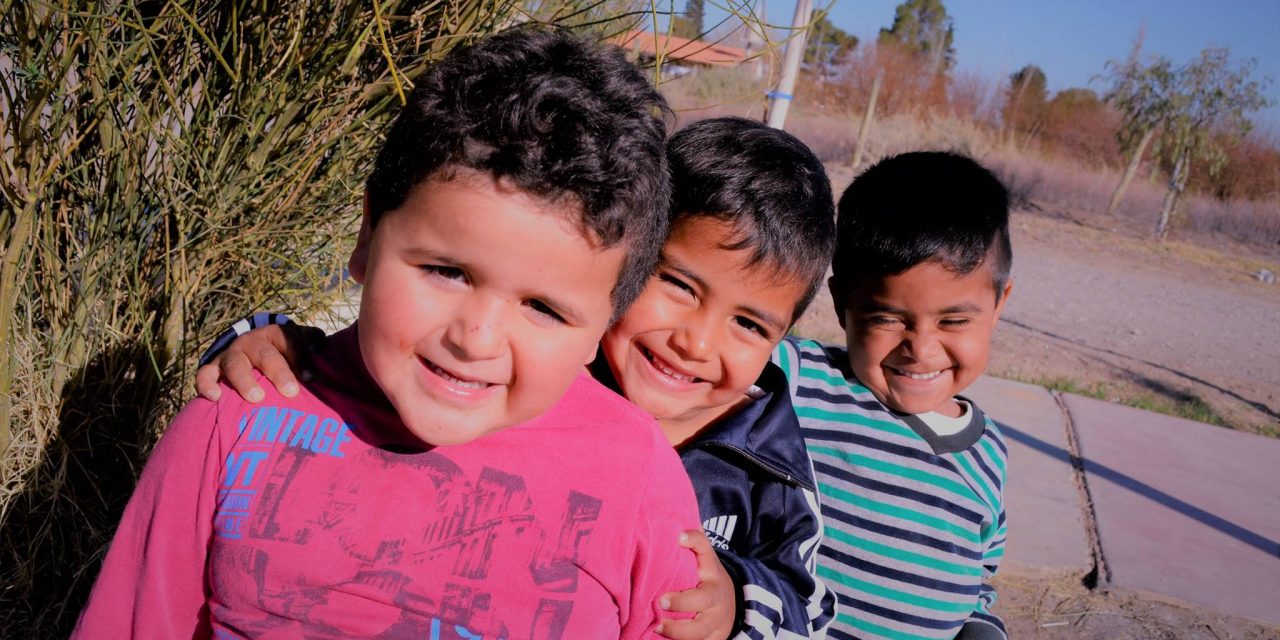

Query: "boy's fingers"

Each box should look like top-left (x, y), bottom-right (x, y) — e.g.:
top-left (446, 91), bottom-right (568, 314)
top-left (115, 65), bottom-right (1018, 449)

top-left (655, 616), bottom-right (711, 640)
top-left (680, 529), bottom-right (716, 564)
top-left (680, 530), bottom-right (732, 585)
top-left (255, 347), bottom-right (301, 398)
top-left (194, 363), bottom-right (223, 401)
top-left (219, 351), bottom-right (265, 403)
top-left (660, 586), bottom-right (713, 613)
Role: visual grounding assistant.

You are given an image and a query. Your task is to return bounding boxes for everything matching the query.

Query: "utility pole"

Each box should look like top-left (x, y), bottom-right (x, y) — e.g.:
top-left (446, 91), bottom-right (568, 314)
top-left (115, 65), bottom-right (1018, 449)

top-left (765, 0), bottom-right (813, 129)
top-left (851, 70), bottom-right (882, 170)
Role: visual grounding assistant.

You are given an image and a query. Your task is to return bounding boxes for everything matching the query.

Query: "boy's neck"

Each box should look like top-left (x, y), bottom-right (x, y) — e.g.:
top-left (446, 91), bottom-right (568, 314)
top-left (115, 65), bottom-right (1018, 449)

top-left (929, 397), bottom-right (964, 419)
top-left (658, 395), bottom-right (754, 449)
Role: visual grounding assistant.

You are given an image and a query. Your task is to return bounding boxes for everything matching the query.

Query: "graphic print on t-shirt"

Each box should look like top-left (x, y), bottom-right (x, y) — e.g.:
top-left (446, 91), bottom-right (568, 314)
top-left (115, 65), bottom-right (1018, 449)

top-left (211, 405), bottom-right (603, 639)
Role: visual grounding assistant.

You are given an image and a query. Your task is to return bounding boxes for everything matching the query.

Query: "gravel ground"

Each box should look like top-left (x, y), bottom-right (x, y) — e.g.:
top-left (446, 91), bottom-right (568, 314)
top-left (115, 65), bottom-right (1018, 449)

top-left (991, 212), bottom-right (1280, 434)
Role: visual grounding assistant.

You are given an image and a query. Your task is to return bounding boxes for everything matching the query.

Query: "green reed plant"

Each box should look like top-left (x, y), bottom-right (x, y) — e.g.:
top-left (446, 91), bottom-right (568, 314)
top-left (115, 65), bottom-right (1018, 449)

top-left (1, 0), bottom-right (728, 633)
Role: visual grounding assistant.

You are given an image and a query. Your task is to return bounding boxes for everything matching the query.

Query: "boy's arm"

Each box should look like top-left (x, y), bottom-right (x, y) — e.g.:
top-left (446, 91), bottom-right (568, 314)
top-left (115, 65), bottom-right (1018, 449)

top-left (72, 398), bottom-right (227, 639)
top-left (197, 312), bottom-right (293, 367)
top-left (714, 485), bottom-right (836, 638)
top-left (958, 486), bottom-right (1009, 639)
top-left (194, 312), bottom-right (325, 402)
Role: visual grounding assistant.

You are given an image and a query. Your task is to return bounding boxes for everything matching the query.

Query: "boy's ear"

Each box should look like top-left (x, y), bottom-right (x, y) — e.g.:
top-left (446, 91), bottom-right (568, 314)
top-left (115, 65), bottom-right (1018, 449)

top-left (348, 193), bottom-right (374, 285)
top-left (580, 342), bottom-right (601, 367)
top-left (828, 276), bottom-right (847, 330)
top-left (994, 278), bottom-right (1013, 320)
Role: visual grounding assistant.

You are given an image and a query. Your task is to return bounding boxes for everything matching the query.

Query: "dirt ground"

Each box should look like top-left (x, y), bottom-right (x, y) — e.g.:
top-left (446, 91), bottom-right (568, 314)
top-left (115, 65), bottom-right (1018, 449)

top-left (791, 167), bottom-right (1280, 637)
top-left (993, 570), bottom-right (1280, 639)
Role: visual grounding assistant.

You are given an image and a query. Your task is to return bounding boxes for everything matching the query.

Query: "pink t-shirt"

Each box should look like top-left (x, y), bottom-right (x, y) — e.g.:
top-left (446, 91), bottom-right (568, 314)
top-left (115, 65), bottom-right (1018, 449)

top-left (74, 326), bottom-right (700, 639)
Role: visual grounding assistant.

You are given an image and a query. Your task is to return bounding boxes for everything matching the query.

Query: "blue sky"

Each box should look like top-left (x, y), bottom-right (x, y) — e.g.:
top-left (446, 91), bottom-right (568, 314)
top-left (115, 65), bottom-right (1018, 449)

top-left (701, 0), bottom-right (1280, 127)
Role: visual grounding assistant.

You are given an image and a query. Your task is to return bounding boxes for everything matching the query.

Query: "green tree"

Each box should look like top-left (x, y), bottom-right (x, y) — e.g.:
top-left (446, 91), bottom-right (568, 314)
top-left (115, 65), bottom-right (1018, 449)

top-left (1105, 46), bottom-right (1272, 238)
top-left (1050, 87), bottom-right (1103, 111)
top-left (1102, 39), bottom-right (1171, 217)
top-left (1003, 64), bottom-right (1048, 144)
top-left (670, 0), bottom-right (704, 39)
top-left (805, 13), bottom-right (859, 77)
top-left (878, 0), bottom-right (954, 72)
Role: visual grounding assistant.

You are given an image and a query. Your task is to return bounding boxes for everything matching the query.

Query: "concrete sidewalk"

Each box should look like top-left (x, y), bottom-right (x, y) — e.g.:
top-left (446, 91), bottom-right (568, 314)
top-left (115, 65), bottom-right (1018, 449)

top-left (967, 375), bottom-right (1280, 627)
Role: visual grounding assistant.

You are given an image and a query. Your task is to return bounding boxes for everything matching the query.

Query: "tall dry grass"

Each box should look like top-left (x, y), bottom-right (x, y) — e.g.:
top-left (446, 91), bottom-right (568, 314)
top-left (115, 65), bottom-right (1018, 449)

top-left (0, 1), bottom-right (666, 634)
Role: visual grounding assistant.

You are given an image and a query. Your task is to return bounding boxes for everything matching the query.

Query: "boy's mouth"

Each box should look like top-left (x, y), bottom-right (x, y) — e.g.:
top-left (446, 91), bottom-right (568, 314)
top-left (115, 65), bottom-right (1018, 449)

top-left (887, 366), bottom-right (946, 381)
top-left (420, 357), bottom-right (494, 390)
top-left (640, 346), bottom-right (704, 384)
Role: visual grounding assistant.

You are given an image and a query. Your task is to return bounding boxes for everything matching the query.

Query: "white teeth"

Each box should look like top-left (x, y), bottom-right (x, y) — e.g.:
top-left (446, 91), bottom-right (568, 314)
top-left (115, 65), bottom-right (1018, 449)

top-left (428, 362), bottom-right (487, 389)
top-left (644, 348), bottom-right (697, 383)
top-left (895, 368), bottom-right (943, 381)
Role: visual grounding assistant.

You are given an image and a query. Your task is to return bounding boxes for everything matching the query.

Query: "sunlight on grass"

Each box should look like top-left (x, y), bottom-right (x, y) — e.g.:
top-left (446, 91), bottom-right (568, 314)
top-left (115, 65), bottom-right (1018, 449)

top-left (1008, 374), bottom-right (1272, 435)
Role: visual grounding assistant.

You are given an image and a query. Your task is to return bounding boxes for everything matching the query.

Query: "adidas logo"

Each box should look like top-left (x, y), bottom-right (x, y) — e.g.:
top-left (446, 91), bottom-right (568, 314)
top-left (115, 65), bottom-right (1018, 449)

top-left (702, 515), bottom-right (738, 550)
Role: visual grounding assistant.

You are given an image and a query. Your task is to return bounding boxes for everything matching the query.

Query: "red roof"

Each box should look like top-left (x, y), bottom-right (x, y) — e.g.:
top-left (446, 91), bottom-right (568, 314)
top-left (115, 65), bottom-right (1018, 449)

top-left (615, 30), bottom-right (748, 67)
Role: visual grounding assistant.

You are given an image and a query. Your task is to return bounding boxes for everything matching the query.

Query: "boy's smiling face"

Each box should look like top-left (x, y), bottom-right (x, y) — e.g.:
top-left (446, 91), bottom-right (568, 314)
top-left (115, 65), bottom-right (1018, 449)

top-left (601, 217), bottom-right (809, 445)
top-left (349, 169), bottom-right (624, 446)
top-left (836, 259), bottom-right (1011, 417)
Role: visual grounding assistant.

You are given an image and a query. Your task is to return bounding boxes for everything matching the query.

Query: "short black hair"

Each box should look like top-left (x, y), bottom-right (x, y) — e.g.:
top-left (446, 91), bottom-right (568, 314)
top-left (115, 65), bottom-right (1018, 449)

top-left (667, 117), bottom-right (835, 321)
top-left (830, 151), bottom-right (1011, 302)
top-left (365, 27), bottom-right (671, 317)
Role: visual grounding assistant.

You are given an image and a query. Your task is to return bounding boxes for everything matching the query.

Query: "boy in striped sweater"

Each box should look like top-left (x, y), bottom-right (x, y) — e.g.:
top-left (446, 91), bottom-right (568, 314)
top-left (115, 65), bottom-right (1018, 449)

top-left (773, 151), bottom-right (1012, 640)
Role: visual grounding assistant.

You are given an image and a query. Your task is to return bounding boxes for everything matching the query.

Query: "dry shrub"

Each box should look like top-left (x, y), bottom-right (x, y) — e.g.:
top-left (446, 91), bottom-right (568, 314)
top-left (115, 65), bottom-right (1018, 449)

top-left (1195, 128), bottom-right (1280, 201)
top-left (986, 152), bottom-right (1117, 214)
top-left (800, 42), bottom-right (951, 118)
top-left (985, 148), bottom-right (1280, 246)
top-left (1041, 90), bottom-right (1124, 168)
top-left (1182, 195), bottom-right (1280, 245)
top-left (948, 69), bottom-right (1001, 126)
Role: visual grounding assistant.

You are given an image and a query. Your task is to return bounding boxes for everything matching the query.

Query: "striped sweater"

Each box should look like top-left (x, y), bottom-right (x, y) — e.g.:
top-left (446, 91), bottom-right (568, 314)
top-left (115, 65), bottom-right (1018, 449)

top-left (774, 338), bottom-right (1008, 640)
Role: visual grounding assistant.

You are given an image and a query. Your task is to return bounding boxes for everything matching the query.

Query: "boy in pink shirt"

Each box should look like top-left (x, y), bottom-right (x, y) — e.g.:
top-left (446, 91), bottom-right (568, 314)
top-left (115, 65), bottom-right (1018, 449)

top-left (73, 28), bottom-right (700, 639)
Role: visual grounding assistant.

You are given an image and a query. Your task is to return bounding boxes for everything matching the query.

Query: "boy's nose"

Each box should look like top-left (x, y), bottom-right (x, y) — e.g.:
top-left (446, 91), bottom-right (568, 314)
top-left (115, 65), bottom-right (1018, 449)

top-left (445, 297), bottom-right (508, 361)
top-left (902, 328), bottom-right (944, 361)
top-left (670, 315), bottom-right (715, 362)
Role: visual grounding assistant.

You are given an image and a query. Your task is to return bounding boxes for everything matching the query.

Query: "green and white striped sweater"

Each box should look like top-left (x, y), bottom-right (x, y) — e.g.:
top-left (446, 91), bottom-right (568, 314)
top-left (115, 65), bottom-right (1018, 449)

top-left (774, 338), bottom-right (1008, 640)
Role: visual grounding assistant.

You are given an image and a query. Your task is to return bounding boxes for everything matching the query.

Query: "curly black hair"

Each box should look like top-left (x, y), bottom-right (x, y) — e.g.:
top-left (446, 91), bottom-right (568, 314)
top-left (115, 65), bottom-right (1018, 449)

top-left (365, 27), bottom-right (671, 317)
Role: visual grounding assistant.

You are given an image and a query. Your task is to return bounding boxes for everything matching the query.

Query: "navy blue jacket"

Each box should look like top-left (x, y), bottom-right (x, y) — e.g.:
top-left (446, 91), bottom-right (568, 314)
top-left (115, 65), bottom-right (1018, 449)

top-left (590, 355), bottom-right (836, 638)
top-left (677, 361), bottom-right (836, 638)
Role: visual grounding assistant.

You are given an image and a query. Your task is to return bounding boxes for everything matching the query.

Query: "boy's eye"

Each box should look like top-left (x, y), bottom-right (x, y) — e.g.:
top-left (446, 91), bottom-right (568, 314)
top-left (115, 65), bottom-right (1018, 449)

top-left (940, 317), bottom-right (972, 328)
top-left (659, 273), bottom-right (695, 297)
top-left (865, 315), bottom-right (901, 328)
top-left (421, 264), bottom-right (466, 282)
top-left (526, 299), bottom-right (566, 325)
top-left (733, 316), bottom-right (769, 338)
